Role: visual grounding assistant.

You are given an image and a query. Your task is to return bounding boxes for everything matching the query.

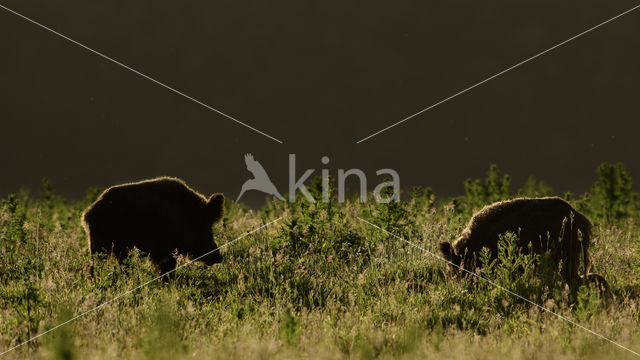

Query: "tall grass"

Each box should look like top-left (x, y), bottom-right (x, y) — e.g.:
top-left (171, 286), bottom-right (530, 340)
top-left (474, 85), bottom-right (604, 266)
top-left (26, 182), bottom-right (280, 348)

top-left (0, 164), bottom-right (639, 359)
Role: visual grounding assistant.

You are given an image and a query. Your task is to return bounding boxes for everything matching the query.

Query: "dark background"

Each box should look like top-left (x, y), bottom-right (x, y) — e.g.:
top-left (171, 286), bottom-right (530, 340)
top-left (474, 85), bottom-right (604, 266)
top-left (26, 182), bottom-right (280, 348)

top-left (1, 0), bottom-right (639, 206)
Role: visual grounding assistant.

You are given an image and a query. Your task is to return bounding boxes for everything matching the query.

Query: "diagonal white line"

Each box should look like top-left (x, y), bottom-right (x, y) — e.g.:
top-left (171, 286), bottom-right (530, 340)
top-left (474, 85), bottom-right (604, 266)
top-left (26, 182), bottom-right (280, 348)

top-left (0, 217), bottom-right (283, 357)
top-left (356, 4), bottom-right (640, 144)
top-left (357, 216), bottom-right (640, 357)
top-left (0, 3), bottom-right (284, 144)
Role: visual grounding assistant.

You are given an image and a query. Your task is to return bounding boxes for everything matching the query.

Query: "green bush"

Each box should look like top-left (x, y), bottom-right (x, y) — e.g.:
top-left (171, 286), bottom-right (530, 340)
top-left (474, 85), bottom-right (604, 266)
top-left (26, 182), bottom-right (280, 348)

top-left (587, 162), bottom-right (639, 224)
top-left (464, 164), bottom-right (512, 211)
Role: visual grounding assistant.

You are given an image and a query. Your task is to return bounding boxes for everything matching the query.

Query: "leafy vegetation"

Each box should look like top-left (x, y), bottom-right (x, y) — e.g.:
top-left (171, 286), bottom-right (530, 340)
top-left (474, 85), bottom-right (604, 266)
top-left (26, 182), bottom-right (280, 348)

top-left (1, 163), bottom-right (639, 359)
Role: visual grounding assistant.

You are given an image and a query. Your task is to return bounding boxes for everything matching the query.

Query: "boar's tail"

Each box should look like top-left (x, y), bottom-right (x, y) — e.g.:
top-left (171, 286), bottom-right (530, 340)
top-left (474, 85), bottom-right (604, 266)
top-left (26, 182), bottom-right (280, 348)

top-left (579, 216), bottom-right (592, 279)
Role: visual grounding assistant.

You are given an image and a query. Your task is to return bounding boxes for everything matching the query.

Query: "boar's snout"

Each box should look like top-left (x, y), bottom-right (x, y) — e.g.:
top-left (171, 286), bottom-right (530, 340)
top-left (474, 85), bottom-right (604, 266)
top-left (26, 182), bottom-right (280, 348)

top-left (202, 248), bottom-right (223, 265)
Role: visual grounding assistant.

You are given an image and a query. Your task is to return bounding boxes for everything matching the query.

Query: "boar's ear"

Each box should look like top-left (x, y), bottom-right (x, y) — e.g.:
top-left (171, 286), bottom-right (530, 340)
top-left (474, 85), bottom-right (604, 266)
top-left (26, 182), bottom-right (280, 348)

top-left (439, 242), bottom-right (453, 261)
top-left (206, 193), bottom-right (225, 223)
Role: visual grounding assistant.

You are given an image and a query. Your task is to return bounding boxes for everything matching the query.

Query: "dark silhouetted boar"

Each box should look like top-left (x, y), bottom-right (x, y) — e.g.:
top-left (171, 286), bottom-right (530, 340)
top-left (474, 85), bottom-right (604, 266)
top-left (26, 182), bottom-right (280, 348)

top-left (439, 197), bottom-right (592, 287)
top-left (82, 177), bottom-right (224, 274)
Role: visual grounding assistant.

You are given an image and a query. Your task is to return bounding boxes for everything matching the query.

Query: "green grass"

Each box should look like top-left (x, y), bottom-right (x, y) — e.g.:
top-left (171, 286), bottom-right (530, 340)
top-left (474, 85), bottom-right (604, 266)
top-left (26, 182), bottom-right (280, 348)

top-left (1, 163), bottom-right (640, 359)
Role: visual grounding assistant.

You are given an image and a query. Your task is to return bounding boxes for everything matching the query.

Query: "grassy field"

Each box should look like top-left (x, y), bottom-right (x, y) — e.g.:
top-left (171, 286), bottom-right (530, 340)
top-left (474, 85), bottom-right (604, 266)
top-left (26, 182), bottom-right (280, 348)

top-left (1, 163), bottom-right (640, 359)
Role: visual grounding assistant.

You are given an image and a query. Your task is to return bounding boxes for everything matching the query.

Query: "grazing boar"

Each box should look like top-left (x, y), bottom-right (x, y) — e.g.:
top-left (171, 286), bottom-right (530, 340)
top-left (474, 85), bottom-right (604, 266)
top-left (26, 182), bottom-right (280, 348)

top-left (82, 177), bottom-right (224, 275)
top-left (439, 197), bottom-right (592, 287)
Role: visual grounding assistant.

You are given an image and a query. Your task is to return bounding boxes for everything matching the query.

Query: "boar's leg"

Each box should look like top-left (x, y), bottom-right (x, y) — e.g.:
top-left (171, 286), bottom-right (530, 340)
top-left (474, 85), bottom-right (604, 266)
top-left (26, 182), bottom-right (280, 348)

top-left (157, 257), bottom-right (177, 281)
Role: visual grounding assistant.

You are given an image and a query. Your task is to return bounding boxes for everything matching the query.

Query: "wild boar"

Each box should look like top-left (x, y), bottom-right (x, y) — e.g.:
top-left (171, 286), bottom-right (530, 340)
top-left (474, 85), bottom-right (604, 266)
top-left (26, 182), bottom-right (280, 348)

top-left (82, 177), bottom-right (224, 275)
top-left (439, 197), bottom-right (591, 287)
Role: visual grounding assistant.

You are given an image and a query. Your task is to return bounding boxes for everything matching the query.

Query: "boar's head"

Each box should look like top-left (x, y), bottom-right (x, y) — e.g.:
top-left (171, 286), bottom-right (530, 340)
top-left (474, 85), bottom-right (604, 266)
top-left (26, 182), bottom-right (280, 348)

top-left (182, 193), bottom-right (225, 265)
top-left (439, 241), bottom-right (462, 272)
